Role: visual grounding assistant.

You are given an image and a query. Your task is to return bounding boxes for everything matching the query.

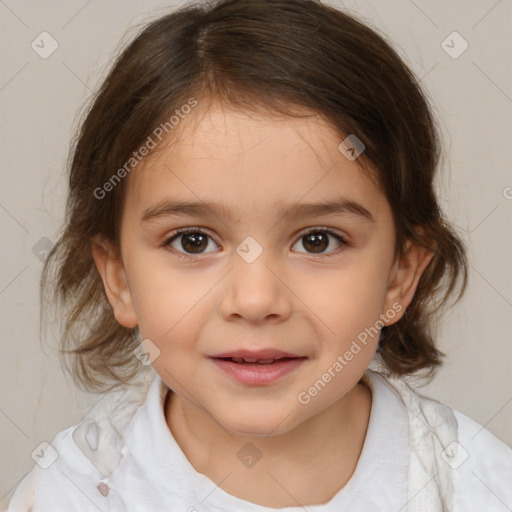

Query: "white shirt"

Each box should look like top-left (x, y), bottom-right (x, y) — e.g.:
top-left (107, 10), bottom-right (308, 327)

top-left (3, 365), bottom-right (512, 511)
top-left (109, 369), bottom-right (409, 511)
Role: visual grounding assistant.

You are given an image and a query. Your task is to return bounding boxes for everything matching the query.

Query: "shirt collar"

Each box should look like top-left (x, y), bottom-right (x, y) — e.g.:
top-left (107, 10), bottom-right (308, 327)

top-left (120, 367), bottom-right (409, 510)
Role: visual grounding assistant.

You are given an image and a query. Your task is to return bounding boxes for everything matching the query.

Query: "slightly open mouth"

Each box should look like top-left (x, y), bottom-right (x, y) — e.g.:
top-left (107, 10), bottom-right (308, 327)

top-left (210, 356), bottom-right (307, 385)
top-left (215, 356), bottom-right (302, 365)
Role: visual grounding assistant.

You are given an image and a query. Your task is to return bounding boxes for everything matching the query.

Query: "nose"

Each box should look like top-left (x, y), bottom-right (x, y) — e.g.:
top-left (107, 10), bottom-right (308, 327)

top-left (218, 244), bottom-right (293, 325)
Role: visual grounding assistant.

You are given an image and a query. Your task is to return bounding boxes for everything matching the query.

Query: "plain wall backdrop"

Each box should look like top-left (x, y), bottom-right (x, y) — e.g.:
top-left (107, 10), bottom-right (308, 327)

top-left (1, 0), bottom-right (511, 502)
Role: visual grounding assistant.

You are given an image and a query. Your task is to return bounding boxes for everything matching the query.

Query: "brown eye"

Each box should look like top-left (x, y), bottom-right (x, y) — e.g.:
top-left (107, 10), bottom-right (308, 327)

top-left (164, 229), bottom-right (219, 255)
top-left (163, 227), bottom-right (347, 259)
top-left (180, 232), bottom-right (208, 253)
top-left (302, 232), bottom-right (328, 253)
top-left (292, 229), bottom-right (346, 255)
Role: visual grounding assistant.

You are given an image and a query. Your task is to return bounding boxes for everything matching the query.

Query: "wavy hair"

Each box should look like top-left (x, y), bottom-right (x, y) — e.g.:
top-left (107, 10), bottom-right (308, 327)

top-left (41, 0), bottom-right (468, 392)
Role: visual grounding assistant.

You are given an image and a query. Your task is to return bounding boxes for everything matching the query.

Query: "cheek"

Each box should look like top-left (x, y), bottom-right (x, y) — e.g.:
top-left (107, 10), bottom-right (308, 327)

top-left (129, 260), bottom-right (211, 348)
top-left (315, 253), bottom-right (392, 350)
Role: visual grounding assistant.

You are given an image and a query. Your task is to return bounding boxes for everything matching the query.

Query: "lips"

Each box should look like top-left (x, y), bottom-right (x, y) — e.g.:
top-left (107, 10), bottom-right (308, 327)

top-left (210, 349), bottom-right (302, 361)
top-left (209, 349), bottom-right (307, 385)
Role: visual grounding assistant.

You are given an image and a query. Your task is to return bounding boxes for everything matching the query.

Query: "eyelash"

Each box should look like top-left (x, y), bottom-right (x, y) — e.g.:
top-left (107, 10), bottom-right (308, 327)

top-left (162, 226), bottom-right (349, 260)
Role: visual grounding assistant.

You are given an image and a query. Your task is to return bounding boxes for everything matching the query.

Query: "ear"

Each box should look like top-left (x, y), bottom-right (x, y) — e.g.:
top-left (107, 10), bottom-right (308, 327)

top-left (91, 235), bottom-right (138, 328)
top-left (382, 238), bottom-right (435, 326)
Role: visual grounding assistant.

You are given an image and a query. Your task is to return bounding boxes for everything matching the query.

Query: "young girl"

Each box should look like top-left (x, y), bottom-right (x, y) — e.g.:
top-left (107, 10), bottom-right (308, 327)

top-left (3, 0), bottom-right (511, 510)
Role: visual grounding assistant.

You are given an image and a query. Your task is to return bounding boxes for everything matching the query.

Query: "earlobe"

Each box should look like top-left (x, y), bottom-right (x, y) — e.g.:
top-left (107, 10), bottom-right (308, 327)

top-left (382, 240), bottom-right (435, 326)
top-left (91, 235), bottom-right (138, 328)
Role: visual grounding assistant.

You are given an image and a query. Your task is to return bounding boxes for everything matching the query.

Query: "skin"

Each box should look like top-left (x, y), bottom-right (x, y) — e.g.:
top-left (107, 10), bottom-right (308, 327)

top-left (92, 102), bottom-right (433, 507)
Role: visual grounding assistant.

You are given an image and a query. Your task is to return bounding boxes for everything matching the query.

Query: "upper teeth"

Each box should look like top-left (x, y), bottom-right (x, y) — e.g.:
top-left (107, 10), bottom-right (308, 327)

top-left (231, 357), bottom-right (277, 364)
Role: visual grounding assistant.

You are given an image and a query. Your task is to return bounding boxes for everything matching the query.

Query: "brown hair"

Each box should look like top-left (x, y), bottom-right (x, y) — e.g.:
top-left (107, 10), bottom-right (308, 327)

top-left (41, 0), bottom-right (468, 393)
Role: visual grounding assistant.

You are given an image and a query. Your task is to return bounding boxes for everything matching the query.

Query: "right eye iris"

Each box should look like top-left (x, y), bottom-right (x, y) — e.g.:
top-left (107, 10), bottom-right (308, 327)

top-left (301, 232), bottom-right (329, 253)
top-left (180, 232), bottom-right (208, 253)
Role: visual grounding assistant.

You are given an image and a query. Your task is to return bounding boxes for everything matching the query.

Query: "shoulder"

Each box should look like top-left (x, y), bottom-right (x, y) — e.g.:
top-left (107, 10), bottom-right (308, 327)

top-left (450, 408), bottom-right (512, 511)
top-left (406, 383), bottom-right (512, 510)
top-left (0, 425), bottom-right (82, 512)
top-left (2, 370), bottom-right (157, 512)
top-left (370, 366), bottom-right (512, 511)
top-left (410, 386), bottom-right (512, 511)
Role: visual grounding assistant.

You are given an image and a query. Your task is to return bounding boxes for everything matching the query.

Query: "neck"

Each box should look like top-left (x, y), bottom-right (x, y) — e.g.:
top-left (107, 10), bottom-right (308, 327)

top-left (164, 379), bottom-right (372, 507)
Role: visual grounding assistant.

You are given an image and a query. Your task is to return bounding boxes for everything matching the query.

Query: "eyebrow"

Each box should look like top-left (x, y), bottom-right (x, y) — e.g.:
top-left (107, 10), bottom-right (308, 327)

top-left (140, 197), bottom-right (375, 224)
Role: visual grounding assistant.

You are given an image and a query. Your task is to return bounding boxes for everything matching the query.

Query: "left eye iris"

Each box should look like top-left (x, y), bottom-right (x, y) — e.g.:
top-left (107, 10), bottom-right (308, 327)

top-left (292, 231), bottom-right (343, 254)
top-left (175, 232), bottom-right (213, 254)
top-left (303, 232), bottom-right (329, 253)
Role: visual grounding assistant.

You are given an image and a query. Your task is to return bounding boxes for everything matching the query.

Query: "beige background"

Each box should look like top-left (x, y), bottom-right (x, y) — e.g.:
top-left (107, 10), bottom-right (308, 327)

top-left (1, 0), bottom-right (511, 502)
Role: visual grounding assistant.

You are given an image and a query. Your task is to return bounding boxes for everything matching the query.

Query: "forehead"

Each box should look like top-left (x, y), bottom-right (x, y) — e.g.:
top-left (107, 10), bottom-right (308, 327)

top-left (124, 102), bottom-right (388, 223)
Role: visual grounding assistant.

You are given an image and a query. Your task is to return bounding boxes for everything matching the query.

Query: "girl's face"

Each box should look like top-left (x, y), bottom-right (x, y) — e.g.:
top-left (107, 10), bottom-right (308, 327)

top-left (94, 102), bottom-right (431, 436)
